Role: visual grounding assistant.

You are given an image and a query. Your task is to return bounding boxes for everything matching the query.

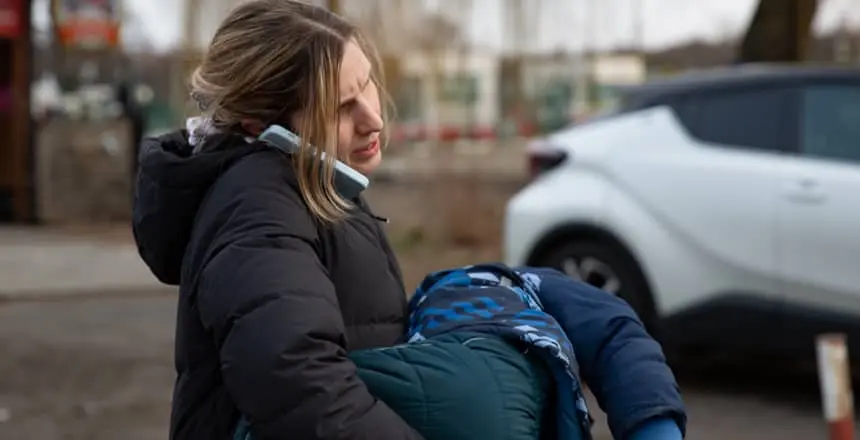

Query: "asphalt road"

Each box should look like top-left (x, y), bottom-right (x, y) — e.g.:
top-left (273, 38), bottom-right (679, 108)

top-left (0, 294), bottom-right (837, 440)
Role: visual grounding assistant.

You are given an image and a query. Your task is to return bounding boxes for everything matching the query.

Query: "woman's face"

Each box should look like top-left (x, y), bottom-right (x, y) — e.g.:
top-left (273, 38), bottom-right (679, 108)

top-left (288, 40), bottom-right (383, 176)
top-left (332, 40), bottom-right (384, 176)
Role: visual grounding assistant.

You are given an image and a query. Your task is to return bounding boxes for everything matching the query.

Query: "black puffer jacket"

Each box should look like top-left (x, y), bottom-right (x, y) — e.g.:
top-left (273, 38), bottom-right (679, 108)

top-left (132, 131), bottom-right (421, 440)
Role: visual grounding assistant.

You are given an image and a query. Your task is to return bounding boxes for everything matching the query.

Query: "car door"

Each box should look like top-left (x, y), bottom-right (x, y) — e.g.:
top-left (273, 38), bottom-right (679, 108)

top-left (609, 85), bottom-right (792, 312)
top-left (664, 87), bottom-right (791, 289)
top-left (776, 81), bottom-right (860, 313)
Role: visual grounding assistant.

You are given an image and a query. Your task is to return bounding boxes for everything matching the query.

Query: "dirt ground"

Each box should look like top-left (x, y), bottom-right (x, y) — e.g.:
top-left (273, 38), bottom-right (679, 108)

top-left (0, 177), bottom-right (840, 440)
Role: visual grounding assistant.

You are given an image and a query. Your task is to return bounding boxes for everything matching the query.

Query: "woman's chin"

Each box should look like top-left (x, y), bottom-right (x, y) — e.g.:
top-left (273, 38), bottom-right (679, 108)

top-left (349, 151), bottom-right (382, 177)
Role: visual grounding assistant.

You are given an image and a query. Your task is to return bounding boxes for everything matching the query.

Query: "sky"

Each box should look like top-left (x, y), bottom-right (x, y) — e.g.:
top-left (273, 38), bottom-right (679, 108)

top-left (32, 0), bottom-right (860, 53)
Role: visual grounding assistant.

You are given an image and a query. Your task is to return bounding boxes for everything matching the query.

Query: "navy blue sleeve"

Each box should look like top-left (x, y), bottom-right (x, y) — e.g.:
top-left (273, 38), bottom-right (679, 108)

top-left (629, 417), bottom-right (683, 440)
top-left (520, 267), bottom-right (686, 440)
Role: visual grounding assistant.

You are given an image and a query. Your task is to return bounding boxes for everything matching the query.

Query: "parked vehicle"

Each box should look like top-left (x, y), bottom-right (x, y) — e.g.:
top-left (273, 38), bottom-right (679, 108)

top-left (504, 64), bottom-right (860, 358)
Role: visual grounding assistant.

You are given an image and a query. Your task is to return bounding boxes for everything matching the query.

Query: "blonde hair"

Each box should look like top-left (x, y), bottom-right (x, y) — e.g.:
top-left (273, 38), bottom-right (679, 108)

top-left (190, 0), bottom-right (389, 223)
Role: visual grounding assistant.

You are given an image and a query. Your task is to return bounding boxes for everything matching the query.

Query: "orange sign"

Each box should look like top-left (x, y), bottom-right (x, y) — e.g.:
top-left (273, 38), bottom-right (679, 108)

top-left (53, 0), bottom-right (121, 48)
top-left (0, 0), bottom-right (21, 38)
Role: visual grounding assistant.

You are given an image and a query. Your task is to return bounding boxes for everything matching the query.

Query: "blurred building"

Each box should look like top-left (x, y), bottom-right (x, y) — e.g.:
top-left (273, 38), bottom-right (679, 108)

top-left (0, 0), bottom-right (32, 222)
top-left (0, 0), bottom-right (136, 225)
top-left (391, 49), bottom-right (646, 139)
top-left (519, 52), bottom-right (646, 127)
top-left (398, 50), bottom-right (499, 131)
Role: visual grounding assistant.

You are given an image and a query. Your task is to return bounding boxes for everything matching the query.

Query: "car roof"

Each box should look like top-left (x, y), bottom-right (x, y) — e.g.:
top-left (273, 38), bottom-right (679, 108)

top-left (621, 64), bottom-right (860, 108)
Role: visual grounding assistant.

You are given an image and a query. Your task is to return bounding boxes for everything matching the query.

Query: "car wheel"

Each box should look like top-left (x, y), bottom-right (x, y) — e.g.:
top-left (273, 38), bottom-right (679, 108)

top-left (536, 240), bottom-right (658, 334)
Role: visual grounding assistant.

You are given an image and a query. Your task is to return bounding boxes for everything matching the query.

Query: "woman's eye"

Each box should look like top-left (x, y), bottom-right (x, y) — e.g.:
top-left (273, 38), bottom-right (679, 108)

top-left (340, 100), bottom-right (356, 112)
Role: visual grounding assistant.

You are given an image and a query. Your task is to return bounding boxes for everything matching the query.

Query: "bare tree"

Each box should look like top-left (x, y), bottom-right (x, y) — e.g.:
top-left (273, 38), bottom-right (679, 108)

top-left (456, 0), bottom-right (477, 128)
top-left (500, 0), bottom-right (543, 125)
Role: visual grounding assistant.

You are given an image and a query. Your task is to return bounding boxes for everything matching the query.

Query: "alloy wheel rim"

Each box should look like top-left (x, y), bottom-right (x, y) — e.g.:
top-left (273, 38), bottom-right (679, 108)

top-left (560, 256), bottom-right (622, 295)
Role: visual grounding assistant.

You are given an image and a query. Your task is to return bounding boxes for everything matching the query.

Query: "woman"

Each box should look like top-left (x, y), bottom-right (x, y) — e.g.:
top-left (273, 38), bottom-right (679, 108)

top-left (132, 1), bottom-right (684, 439)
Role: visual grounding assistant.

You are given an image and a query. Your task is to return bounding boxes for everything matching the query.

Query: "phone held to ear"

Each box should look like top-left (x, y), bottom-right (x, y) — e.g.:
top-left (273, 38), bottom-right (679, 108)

top-left (258, 125), bottom-right (370, 200)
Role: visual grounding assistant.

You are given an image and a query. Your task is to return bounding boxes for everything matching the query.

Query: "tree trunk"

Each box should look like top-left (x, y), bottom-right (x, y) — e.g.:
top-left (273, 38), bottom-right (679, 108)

top-left (738, 0), bottom-right (818, 63)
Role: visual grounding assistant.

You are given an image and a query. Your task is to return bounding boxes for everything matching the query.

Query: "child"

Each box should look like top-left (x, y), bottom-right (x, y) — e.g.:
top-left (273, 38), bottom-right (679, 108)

top-left (236, 264), bottom-right (686, 440)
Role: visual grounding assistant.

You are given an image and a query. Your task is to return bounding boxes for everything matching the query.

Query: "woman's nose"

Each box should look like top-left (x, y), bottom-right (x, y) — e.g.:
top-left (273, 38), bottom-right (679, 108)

top-left (356, 103), bottom-right (383, 134)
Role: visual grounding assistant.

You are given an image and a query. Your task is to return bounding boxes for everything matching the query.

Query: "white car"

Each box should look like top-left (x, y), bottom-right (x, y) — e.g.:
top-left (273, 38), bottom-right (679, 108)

top-left (504, 65), bottom-right (860, 357)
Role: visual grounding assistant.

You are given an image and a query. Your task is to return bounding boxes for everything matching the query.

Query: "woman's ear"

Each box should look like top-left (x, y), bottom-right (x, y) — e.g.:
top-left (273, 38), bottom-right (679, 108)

top-left (240, 119), bottom-right (266, 136)
top-left (288, 113), bottom-right (303, 135)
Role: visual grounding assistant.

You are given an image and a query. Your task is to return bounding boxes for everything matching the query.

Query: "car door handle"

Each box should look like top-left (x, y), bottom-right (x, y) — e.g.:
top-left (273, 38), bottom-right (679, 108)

top-left (784, 178), bottom-right (826, 204)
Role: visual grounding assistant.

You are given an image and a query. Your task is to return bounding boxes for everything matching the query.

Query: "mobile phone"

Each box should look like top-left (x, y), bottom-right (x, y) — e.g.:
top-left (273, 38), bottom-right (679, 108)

top-left (258, 125), bottom-right (370, 200)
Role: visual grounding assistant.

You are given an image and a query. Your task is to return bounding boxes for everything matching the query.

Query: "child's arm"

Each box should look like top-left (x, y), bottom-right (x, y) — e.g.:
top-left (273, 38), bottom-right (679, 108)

top-left (521, 267), bottom-right (687, 440)
top-left (629, 417), bottom-right (683, 440)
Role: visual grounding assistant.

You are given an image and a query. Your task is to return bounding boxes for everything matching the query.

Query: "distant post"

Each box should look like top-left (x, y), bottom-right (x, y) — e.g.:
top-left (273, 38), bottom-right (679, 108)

top-left (816, 333), bottom-right (855, 440)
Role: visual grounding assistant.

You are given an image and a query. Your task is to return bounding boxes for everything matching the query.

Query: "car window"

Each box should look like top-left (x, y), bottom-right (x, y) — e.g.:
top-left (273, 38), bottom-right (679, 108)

top-left (801, 84), bottom-right (860, 164)
top-left (670, 87), bottom-right (792, 153)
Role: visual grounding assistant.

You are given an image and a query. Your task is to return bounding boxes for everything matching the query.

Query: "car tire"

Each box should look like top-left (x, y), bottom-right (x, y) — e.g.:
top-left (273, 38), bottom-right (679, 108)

top-left (535, 239), bottom-right (659, 336)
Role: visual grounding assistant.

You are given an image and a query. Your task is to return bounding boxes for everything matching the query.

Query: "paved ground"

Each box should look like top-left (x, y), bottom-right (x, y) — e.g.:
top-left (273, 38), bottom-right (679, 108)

top-left (0, 294), bottom-right (835, 440)
top-left (0, 227), bottom-right (162, 300)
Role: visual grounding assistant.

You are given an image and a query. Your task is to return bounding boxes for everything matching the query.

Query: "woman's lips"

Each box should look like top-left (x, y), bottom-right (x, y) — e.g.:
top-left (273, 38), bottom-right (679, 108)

top-left (351, 140), bottom-right (379, 159)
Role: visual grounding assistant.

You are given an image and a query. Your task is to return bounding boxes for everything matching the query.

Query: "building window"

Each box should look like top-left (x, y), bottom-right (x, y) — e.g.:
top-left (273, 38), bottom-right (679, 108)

top-left (394, 76), bottom-right (423, 122)
top-left (438, 74), bottom-right (479, 104)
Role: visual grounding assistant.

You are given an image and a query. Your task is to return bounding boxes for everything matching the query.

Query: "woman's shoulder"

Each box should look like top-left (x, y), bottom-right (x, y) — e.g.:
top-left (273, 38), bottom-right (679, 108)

top-left (203, 148), bottom-right (315, 234)
top-left (219, 147), bottom-right (299, 193)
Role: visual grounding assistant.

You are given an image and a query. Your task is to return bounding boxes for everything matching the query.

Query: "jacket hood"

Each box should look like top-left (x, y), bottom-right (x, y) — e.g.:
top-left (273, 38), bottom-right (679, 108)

top-left (133, 130), bottom-right (264, 285)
